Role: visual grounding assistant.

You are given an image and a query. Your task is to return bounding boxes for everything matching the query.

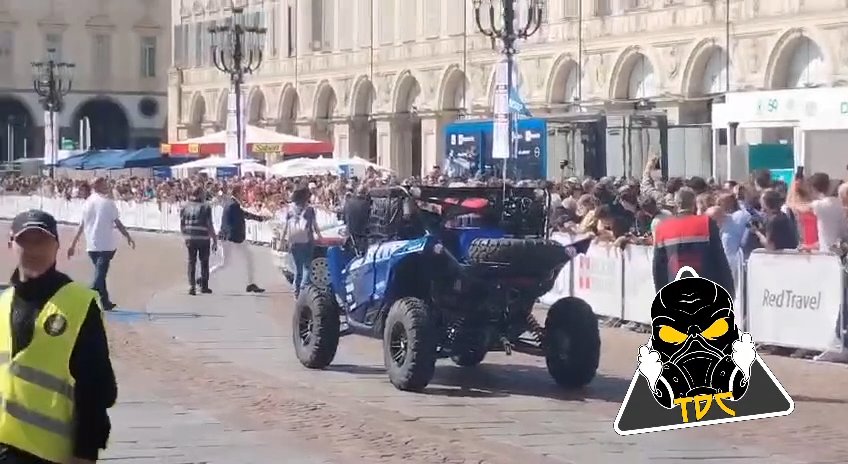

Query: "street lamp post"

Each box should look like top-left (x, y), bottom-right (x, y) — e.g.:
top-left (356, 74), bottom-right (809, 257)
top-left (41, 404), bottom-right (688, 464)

top-left (32, 48), bottom-right (74, 170)
top-left (473, 0), bottom-right (544, 181)
top-left (209, 6), bottom-right (266, 160)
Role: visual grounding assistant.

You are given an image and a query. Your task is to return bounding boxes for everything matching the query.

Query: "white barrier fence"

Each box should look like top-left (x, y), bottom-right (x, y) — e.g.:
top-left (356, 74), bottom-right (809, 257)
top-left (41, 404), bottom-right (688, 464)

top-left (0, 195), bottom-right (843, 355)
top-left (0, 195), bottom-right (341, 245)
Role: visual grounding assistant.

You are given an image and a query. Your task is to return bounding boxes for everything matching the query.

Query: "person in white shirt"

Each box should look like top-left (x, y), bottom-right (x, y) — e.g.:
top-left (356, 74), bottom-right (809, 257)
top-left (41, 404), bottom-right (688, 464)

top-left (807, 173), bottom-right (848, 253)
top-left (68, 177), bottom-right (136, 310)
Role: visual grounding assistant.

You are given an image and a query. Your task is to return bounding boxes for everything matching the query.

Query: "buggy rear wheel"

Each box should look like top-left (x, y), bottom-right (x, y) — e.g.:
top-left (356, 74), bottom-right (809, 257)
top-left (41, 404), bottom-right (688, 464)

top-left (544, 297), bottom-right (600, 388)
top-left (383, 297), bottom-right (438, 391)
top-left (293, 286), bottom-right (340, 369)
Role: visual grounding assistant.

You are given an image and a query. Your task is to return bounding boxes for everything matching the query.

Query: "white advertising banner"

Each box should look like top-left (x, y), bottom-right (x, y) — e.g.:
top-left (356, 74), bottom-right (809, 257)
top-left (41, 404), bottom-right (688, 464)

top-left (572, 244), bottom-right (624, 319)
top-left (538, 232), bottom-right (587, 306)
top-left (491, 59), bottom-right (509, 160)
top-left (745, 251), bottom-right (844, 352)
top-left (622, 245), bottom-right (655, 325)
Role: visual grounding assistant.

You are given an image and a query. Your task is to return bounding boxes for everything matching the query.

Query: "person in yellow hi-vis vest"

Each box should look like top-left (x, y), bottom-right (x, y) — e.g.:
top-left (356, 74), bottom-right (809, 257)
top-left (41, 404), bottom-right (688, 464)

top-left (3, 210), bottom-right (117, 464)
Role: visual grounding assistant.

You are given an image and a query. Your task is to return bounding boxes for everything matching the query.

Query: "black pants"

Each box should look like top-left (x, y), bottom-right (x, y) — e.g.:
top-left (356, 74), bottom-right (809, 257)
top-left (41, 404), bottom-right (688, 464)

top-left (186, 239), bottom-right (211, 288)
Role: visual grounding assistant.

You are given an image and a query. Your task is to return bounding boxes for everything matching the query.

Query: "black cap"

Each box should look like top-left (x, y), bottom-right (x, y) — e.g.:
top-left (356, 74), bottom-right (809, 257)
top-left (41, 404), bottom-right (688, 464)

top-left (11, 210), bottom-right (58, 240)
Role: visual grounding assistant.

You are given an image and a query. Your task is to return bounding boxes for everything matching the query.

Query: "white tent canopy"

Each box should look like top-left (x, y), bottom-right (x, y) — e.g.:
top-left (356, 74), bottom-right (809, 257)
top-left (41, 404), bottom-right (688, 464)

top-left (171, 157), bottom-right (261, 178)
top-left (178, 125), bottom-right (323, 145)
top-left (270, 157), bottom-right (341, 177)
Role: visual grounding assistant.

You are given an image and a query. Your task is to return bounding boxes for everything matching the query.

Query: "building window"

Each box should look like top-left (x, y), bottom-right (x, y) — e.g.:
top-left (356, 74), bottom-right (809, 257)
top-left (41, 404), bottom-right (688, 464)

top-left (92, 34), bottom-right (112, 82)
top-left (173, 25), bottom-right (182, 66)
top-left (378, 0), bottom-right (395, 45)
top-left (594, 0), bottom-right (611, 16)
top-left (141, 36), bottom-right (156, 77)
top-left (267, 5), bottom-right (278, 58)
top-left (194, 22), bottom-right (203, 67)
top-left (287, 6), bottom-right (295, 57)
top-left (311, 0), bottom-right (334, 51)
top-left (0, 31), bottom-right (13, 81)
top-left (563, 0), bottom-right (579, 18)
top-left (45, 33), bottom-right (63, 60)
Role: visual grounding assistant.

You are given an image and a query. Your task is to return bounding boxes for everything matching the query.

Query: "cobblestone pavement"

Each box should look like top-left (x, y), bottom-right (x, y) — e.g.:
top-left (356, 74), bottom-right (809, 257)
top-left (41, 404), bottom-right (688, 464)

top-left (2, 223), bottom-right (848, 463)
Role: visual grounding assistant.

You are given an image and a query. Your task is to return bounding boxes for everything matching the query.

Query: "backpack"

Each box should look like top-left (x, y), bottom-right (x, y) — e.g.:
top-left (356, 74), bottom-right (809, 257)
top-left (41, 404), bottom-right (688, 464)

top-left (286, 206), bottom-right (312, 244)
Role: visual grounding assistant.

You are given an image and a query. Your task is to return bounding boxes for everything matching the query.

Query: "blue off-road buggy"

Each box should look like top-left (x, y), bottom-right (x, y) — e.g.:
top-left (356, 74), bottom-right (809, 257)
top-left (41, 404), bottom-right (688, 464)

top-left (292, 185), bottom-right (599, 392)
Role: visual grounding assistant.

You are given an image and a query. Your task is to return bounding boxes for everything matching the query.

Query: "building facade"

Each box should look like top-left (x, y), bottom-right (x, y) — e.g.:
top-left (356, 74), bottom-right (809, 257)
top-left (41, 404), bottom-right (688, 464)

top-left (169, 0), bottom-right (848, 178)
top-left (0, 0), bottom-right (170, 160)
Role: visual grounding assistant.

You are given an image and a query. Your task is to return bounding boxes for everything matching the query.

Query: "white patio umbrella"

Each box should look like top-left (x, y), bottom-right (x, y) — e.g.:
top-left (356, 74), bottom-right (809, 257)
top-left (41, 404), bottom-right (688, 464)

top-left (342, 156), bottom-right (392, 172)
top-left (270, 157), bottom-right (341, 177)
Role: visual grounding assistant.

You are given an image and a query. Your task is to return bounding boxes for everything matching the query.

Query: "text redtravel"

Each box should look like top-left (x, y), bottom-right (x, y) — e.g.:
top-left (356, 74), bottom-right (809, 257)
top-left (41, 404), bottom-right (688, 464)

top-left (761, 289), bottom-right (821, 310)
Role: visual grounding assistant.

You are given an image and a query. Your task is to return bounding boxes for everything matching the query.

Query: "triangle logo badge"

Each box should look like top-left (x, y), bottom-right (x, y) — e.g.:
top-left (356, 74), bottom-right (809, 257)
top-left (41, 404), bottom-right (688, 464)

top-left (613, 354), bottom-right (794, 435)
top-left (614, 266), bottom-right (794, 436)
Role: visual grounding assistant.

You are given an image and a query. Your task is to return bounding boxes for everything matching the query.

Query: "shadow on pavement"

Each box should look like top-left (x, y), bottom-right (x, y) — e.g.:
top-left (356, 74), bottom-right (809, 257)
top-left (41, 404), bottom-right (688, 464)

top-left (106, 309), bottom-right (222, 322)
top-left (792, 394), bottom-right (848, 405)
top-left (428, 363), bottom-right (630, 403)
top-left (327, 363), bottom-right (385, 376)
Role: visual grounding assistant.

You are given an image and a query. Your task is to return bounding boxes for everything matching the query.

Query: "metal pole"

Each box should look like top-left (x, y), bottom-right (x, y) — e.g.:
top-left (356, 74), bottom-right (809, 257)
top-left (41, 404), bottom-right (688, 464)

top-left (235, 77), bottom-right (243, 160)
top-left (503, 0), bottom-right (515, 187)
top-left (6, 122), bottom-right (12, 164)
top-left (725, 0), bottom-right (731, 93)
top-left (577, 0), bottom-right (583, 102)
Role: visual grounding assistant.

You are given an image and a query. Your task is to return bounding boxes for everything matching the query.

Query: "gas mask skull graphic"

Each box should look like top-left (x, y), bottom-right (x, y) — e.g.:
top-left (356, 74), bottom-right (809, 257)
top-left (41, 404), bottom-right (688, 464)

top-left (638, 267), bottom-right (755, 409)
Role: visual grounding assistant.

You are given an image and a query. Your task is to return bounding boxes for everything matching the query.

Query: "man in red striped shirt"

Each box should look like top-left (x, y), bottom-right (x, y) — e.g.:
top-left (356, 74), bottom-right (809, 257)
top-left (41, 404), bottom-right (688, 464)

top-left (653, 187), bottom-right (734, 293)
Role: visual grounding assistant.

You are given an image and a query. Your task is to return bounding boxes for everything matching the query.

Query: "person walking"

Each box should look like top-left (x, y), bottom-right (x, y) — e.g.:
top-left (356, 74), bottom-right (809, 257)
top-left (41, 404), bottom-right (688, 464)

top-left (4, 210), bottom-right (117, 464)
top-left (180, 186), bottom-right (218, 295)
top-left (210, 184), bottom-right (268, 293)
top-left (67, 178), bottom-right (135, 311)
top-left (282, 185), bottom-right (323, 298)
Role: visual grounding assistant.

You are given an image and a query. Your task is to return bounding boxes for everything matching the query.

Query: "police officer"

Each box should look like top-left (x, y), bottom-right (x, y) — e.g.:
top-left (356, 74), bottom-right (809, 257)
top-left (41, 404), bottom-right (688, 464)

top-left (180, 186), bottom-right (218, 295)
top-left (653, 187), bottom-right (734, 293)
top-left (4, 210), bottom-right (117, 463)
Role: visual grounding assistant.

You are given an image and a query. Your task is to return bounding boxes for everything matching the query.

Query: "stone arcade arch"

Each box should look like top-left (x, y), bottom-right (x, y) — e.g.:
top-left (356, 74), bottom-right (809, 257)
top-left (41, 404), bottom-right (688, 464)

top-left (312, 81), bottom-right (336, 143)
top-left (0, 96), bottom-right (35, 160)
top-left (611, 51), bottom-right (657, 100)
top-left (215, 90), bottom-right (228, 131)
top-left (73, 98), bottom-right (130, 149)
top-left (439, 66), bottom-right (470, 112)
top-left (684, 45), bottom-right (728, 97)
top-left (247, 87), bottom-right (267, 126)
top-left (548, 57), bottom-right (580, 106)
top-left (277, 85), bottom-right (299, 135)
top-left (187, 92), bottom-right (206, 138)
top-left (349, 76), bottom-right (376, 162)
top-left (768, 34), bottom-right (829, 89)
top-left (486, 63), bottom-right (527, 113)
top-left (392, 71), bottom-right (422, 177)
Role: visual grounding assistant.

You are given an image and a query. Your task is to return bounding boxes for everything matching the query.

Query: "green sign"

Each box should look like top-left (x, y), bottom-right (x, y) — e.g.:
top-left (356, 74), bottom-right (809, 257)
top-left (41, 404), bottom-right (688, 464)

top-left (60, 138), bottom-right (76, 150)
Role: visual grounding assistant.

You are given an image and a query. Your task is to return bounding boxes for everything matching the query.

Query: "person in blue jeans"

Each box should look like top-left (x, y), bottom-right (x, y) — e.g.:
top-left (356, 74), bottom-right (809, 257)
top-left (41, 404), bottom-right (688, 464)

top-left (282, 185), bottom-right (322, 298)
top-left (68, 177), bottom-right (135, 310)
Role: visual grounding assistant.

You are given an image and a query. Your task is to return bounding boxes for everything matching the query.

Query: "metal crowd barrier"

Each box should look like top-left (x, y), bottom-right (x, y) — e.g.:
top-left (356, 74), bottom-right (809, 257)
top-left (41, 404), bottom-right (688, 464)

top-left (0, 195), bottom-right (843, 356)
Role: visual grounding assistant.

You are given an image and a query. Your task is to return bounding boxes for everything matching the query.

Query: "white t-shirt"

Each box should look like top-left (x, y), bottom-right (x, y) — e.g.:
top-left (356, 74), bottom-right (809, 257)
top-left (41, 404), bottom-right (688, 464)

top-left (81, 193), bottom-right (120, 252)
top-left (811, 196), bottom-right (847, 252)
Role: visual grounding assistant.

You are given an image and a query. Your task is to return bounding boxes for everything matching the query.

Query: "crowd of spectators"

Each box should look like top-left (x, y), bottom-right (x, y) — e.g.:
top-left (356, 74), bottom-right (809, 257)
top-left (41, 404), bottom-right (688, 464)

top-left (4, 157), bottom-right (848, 262)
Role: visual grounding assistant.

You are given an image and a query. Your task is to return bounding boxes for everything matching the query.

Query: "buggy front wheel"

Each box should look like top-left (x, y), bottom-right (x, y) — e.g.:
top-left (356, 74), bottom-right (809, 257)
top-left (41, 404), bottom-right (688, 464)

top-left (544, 297), bottom-right (601, 388)
top-left (383, 297), bottom-right (438, 391)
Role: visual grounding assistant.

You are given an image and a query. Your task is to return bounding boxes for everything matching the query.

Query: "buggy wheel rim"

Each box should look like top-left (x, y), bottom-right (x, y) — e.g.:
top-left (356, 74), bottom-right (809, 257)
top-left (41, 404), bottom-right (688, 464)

top-left (298, 307), bottom-right (314, 346)
top-left (389, 322), bottom-right (409, 366)
top-left (310, 257), bottom-right (331, 290)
